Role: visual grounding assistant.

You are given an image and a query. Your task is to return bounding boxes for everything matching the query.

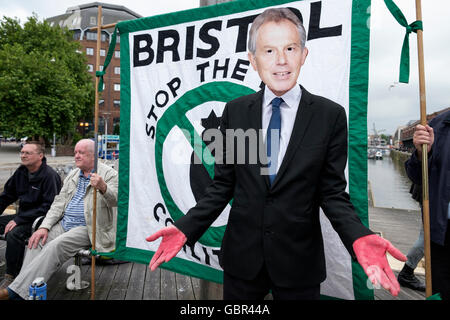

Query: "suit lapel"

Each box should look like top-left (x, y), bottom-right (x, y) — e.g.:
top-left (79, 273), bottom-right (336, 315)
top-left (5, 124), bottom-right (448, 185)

top-left (249, 89), bottom-right (264, 134)
top-left (247, 89), bottom-right (271, 189)
top-left (271, 86), bottom-right (314, 188)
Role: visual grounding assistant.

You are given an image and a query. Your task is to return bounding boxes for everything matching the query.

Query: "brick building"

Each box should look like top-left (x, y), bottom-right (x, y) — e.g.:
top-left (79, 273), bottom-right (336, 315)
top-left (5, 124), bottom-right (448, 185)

top-left (46, 2), bottom-right (141, 135)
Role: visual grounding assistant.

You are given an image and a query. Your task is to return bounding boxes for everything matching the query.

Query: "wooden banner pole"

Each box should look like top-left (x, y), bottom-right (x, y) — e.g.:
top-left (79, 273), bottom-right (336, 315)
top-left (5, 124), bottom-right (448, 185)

top-left (90, 4), bottom-right (103, 301)
top-left (414, 0), bottom-right (432, 298)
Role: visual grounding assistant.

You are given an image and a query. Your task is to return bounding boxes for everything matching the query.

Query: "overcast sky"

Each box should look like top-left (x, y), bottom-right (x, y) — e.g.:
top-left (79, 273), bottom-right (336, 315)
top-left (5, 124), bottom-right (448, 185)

top-left (1, 0), bottom-right (449, 135)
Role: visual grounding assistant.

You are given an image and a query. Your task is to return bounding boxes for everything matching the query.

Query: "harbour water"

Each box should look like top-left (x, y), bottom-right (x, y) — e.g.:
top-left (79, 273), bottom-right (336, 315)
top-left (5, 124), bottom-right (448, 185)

top-left (368, 154), bottom-right (421, 211)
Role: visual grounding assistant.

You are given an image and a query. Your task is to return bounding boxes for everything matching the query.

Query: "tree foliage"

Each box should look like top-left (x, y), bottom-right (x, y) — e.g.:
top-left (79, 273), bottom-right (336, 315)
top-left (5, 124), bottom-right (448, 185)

top-left (0, 15), bottom-right (94, 143)
top-left (380, 134), bottom-right (392, 144)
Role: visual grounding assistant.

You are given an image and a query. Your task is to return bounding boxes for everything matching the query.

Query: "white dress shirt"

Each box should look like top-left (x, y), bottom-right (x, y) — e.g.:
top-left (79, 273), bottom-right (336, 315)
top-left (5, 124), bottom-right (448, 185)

top-left (262, 85), bottom-right (302, 173)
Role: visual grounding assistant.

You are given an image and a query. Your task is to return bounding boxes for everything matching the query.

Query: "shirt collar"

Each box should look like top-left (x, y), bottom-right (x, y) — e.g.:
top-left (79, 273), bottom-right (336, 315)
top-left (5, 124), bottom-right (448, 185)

top-left (79, 169), bottom-right (93, 180)
top-left (263, 84), bottom-right (302, 109)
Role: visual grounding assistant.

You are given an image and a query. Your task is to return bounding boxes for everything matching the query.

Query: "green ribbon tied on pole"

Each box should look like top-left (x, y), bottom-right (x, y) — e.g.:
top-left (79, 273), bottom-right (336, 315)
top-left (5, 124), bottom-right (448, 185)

top-left (383, 0), bottom-right (423, 83)
top-left (96, 24), bottom-right (119, 92)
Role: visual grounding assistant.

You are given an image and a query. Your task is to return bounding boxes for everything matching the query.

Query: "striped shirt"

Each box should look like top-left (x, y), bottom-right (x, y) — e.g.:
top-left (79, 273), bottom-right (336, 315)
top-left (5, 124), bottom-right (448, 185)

top-left (61, 172), bottom-right (90, 231)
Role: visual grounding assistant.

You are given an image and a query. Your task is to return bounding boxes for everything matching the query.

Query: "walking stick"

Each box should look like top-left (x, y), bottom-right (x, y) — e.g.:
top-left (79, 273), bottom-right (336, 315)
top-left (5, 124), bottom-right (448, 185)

top-left (414, 0), bottom-right (432, 298)
top-left (90, 4), bottom-right (103, 301)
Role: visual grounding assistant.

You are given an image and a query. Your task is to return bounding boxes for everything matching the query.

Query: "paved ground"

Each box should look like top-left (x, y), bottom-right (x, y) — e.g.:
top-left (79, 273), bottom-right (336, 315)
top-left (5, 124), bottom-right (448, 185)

top-left (369, 206), bottom-right (426, 300)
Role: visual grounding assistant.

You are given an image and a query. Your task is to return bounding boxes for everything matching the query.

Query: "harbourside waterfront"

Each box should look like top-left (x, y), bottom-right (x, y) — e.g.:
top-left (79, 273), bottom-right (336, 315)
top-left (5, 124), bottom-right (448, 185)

top-left (368, 150), bottom-right (420, 211)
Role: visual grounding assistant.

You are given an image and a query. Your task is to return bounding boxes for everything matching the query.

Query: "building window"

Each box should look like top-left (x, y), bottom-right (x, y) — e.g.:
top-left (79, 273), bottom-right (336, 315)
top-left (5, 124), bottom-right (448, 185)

top-left (114, 100), bottom-right (120, 108)
top-left (86, 48), bottom-right (94, 55)
top-left (99, 65), bottom-right (104, 71)
top-left (100, 49), bottom-right (106, 57)
top-left (115, 50), bottom-right (120, 58)
top-left (73, 30), bottom-right (81, 40)
top-left (114, 84), bottom-right (120, 91)
top-left (99, 100), bottom-right (104, 107)
top-left (90, 17), bottom-right (96, 25)
top-left (85, 31), bottom-right (107, 41)
top-left (87, 64), bottom-right (94, 72)
top-left (114, 67), bottom-right (120, 75)
top-left (86, 32), bottom-right (96, 41)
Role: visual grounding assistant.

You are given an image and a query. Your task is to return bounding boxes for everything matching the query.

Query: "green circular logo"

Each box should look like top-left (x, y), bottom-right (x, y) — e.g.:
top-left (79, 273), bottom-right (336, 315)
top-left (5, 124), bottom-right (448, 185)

top-left (155, 81), bottom-right (255, 247)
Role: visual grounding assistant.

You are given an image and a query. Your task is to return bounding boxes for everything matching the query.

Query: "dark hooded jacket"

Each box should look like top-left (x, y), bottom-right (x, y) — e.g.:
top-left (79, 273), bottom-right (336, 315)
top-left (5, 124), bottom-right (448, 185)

top-left (0, 157), bottom-right (62, 225)
top-left (405, 110), bottom-right (450, 245)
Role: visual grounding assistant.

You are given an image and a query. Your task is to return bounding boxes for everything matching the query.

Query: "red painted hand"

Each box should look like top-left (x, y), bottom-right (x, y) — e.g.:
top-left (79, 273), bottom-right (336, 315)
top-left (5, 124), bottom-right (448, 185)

top-left (146, 225), bottom-right (187, 271)
top-left (353, 234), bottom-right (407, 296)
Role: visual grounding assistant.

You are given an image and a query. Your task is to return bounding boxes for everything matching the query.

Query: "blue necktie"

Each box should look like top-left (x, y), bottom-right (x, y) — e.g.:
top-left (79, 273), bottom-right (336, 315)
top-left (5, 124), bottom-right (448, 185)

top-left (267, 97), bottom-right (283, 185)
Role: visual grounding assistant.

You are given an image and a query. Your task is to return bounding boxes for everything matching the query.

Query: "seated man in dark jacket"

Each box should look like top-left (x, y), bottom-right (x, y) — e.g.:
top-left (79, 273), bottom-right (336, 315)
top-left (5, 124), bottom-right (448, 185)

top-left (0, 142), bottom-right (61, 287)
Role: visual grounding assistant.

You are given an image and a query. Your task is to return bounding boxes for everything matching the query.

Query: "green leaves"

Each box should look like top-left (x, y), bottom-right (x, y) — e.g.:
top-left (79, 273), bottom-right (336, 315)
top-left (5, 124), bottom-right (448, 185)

top-left (0, 15), bottom-right (94, 141)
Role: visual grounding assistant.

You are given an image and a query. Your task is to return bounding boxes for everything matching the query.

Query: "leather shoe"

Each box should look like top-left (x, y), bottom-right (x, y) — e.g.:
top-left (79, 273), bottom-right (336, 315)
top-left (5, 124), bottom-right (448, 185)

top-left (0, 288), bottom-right (9, 300)
top-left (398, 271), bottom-right (426, 292)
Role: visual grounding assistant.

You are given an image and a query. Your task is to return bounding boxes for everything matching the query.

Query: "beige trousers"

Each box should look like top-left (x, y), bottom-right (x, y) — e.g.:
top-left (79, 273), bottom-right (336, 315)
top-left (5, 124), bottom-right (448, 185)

top-left (9, 223), bottom-right (91, 299)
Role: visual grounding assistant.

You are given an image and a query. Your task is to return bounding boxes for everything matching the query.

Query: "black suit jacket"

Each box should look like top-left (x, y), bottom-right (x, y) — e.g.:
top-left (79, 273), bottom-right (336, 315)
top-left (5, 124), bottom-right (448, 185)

top-left (175, 86), bottom-right (372, 288)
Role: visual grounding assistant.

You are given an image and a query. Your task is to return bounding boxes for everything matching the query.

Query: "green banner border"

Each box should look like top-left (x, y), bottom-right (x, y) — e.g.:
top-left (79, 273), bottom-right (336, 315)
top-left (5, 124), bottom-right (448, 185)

top-left (113, 0), bottom-right (373, 298)
top-left (117, 0), bottom-right (304, 34)
top-left (349, 0), bottom-right (373, 300)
